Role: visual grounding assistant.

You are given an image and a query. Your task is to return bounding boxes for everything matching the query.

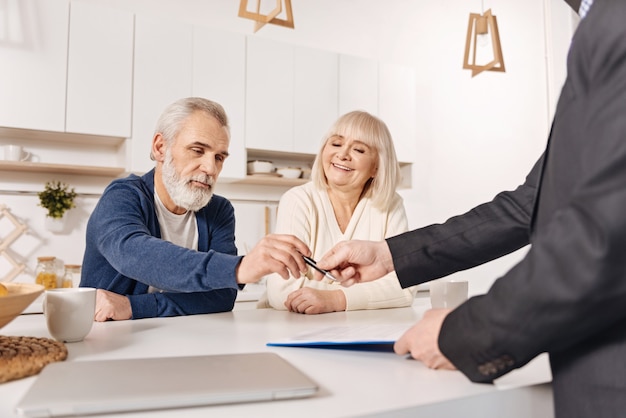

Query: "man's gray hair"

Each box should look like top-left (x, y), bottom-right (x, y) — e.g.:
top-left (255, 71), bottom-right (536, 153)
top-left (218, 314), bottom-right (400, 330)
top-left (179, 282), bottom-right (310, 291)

top-left (150, 97), bottom-right (229, 160)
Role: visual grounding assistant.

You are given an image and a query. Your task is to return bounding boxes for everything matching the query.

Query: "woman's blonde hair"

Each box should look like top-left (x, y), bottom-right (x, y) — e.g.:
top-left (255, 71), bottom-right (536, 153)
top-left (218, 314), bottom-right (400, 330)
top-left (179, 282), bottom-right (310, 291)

top-left (311, 111), bottom-right (401, 209)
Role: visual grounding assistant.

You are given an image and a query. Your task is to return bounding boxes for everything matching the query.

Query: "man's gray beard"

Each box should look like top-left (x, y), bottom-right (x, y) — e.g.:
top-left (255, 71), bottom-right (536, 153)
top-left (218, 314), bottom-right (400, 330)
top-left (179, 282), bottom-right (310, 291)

top-left (161, 152), bottom-right (214, 212)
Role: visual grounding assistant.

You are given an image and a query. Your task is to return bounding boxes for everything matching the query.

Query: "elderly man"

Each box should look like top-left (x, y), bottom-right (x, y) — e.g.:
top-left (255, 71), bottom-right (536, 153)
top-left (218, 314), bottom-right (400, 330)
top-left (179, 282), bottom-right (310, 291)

top-left (81, 97), bottom-right (309, 321)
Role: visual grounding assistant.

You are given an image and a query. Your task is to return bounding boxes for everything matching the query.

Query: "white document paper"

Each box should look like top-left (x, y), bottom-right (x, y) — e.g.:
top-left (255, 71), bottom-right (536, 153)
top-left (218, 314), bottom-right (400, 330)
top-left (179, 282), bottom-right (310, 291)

top-left (267, 324), bottom-right (412, 349)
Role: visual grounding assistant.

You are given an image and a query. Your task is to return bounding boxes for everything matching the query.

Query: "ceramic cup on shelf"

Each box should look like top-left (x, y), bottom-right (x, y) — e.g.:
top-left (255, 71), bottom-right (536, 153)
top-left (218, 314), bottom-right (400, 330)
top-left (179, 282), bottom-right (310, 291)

top-left (43, 287), bottom-right (96, 342)
top-left (429, 280), bottom-right (468, 309)
top-left (247, 160), bottom-right (274, 174)
top-left (2, 145), bottom-right (31, 162)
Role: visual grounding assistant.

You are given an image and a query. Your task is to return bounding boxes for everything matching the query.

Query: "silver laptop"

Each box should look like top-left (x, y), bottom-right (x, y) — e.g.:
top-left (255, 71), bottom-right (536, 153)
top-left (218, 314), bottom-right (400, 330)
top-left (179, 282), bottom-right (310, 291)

top-left (15, 352), bottom-right (319, 417)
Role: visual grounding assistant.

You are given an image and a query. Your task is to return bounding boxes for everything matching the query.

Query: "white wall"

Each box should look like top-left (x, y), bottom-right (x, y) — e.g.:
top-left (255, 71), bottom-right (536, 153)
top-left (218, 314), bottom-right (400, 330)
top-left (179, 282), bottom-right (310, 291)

top-left (1, 0), bottom-right (577, 295)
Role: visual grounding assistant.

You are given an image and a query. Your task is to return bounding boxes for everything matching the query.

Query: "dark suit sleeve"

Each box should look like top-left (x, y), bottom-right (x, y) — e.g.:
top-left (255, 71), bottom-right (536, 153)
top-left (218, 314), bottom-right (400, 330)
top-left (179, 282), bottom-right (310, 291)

top-left (439, 1), bottom-right (626, 383)
top-left (387, 156), bottom-right (540, 288)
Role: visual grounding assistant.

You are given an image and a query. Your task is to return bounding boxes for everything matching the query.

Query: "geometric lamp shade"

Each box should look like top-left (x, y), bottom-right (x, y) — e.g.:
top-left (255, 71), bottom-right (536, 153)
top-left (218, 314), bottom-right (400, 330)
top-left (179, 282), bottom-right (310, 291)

top-left (238, 0), bottom-right (295, 33)
top-left (463, 9), bottom-right (505, 77)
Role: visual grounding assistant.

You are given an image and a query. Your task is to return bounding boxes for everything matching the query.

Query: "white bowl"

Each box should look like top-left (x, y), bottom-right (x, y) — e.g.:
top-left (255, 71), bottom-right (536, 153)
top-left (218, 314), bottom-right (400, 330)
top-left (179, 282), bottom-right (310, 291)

top-left (276, 167), bottom-right (302, 179)
top-left (247, 160), bottom-right (274, 174)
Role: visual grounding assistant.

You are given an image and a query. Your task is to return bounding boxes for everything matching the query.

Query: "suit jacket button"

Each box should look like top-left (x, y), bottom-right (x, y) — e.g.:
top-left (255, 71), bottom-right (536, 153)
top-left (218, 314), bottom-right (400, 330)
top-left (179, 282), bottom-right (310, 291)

top-left (478, 364), bottom-right (490, 376)
top-left (478, 362), bottom-right (497, 376)
top-left (503, 355), bottom-right (515, 367)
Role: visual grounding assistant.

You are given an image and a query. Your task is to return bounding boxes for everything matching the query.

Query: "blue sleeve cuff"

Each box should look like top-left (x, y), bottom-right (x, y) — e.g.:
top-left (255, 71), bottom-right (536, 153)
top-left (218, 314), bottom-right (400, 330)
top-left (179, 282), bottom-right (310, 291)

top-left (128, 293), bottom-right (158, 319)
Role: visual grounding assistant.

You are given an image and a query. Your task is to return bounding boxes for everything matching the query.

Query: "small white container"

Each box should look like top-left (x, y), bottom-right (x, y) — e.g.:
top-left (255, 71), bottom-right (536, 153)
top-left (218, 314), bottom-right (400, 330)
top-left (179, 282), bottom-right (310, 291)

top-left (247, 160), bottom-right (274, 174)
top-left (276, 167), bottom-right (302, 179)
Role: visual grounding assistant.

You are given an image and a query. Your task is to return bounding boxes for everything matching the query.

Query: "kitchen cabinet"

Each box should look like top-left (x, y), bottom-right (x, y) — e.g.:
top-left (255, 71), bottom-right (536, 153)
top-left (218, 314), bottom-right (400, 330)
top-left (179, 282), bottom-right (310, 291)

top-left (129, 21), bottom-right (247, 179)
top-left (0, 3), bottom-right (414, 190)
top-left (129, 15), bottom-right (193, 174)
top-left (246, 39), bottom-right (339, 156)
top-left (0, 0), bottom-right (69, 133)
top-left (244, 38), bottom-right (414, 187)
top-left (65, 2), bottom-right (134, 138)
top-left (294, 47), bottom-right (339, 155)
top-left (379, 63), bottom-right (417, 163)
top-left (193, 27), bottom-right (247, 181)
top-left (0, 1), bottom-right (129, 179)
top-left (245, 37), bottom-right (295, 153)
top-left (339, 54), bottom-right (378, 116)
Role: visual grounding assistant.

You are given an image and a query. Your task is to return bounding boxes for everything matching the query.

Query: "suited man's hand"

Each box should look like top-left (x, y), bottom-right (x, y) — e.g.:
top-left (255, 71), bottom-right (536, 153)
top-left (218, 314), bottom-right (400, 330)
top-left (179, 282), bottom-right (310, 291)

top-left (315, 240), bottom-right (394, 286)
top-left (394, 308), bottom-right (456, 370)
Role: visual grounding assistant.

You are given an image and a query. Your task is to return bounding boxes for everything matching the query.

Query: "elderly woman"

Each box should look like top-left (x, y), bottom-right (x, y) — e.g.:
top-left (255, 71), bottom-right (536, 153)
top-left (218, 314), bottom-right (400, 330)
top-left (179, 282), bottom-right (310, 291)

top-left (258, 111), bottom-right (416, 314)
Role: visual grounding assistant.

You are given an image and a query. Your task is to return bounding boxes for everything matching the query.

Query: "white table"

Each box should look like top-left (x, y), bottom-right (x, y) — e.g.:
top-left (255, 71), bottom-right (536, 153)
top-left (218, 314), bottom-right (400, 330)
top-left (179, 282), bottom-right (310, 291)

top-left (1, 298), bottom-right (554, 418)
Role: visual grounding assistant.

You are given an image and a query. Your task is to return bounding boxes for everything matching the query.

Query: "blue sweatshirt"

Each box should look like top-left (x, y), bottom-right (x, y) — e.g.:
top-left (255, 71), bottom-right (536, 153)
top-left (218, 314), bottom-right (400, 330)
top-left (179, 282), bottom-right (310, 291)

top-left (80, 169), bottom-right (242, 319)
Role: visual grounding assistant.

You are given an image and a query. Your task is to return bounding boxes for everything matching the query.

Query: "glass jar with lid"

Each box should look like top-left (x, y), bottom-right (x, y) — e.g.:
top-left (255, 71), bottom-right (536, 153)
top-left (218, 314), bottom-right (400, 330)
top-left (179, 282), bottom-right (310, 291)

top-left (62, 264), bottom-right (82, 288)
top-left (35, 256), bottom-right (63, 289)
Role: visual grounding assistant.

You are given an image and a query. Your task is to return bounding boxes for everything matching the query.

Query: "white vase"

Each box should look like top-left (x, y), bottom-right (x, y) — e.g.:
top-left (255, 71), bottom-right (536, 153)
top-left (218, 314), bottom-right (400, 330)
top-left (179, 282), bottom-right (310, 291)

top-left (44, 216), bottom-right (66, 233)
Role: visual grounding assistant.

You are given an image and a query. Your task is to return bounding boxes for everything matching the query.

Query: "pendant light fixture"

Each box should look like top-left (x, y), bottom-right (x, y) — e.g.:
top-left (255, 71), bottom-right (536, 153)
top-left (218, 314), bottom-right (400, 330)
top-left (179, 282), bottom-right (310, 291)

top-left (238, 0), bottom-right (294, 33)
top-left (462, 8), bottom-right (505, 77)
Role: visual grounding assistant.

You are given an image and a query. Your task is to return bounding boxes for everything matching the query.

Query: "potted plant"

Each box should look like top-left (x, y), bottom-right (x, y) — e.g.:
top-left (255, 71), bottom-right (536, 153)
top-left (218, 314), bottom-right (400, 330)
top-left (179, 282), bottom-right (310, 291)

top-left (38, 181), bottom-right (77, 232)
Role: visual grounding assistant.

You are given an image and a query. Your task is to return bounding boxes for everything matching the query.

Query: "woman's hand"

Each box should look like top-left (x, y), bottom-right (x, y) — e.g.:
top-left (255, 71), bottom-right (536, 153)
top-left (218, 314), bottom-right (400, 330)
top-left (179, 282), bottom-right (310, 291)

top-left (284, 288), bottom-right (346, 314)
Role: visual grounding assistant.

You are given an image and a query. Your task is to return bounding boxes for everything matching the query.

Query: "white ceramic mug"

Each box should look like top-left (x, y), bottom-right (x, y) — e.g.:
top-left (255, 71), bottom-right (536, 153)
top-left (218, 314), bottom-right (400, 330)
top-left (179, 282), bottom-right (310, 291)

top-left (429, 280), bottom-right (468, 309)
top-left (44, 287), bottom-right (96, 342)
top-left (3, 144), bottom-right (31, 161)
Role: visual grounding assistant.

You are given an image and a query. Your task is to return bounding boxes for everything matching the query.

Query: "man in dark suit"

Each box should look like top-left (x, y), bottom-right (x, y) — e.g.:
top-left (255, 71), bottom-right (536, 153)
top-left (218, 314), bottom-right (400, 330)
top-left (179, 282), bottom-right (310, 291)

top-left (316, 0), bottom-right (626, 416)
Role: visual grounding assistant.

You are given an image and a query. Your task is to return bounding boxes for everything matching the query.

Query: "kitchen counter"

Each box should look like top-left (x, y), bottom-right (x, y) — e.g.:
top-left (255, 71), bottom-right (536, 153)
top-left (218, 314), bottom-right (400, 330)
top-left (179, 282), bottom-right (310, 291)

top-left (1, 298), bottom-right (553, 417)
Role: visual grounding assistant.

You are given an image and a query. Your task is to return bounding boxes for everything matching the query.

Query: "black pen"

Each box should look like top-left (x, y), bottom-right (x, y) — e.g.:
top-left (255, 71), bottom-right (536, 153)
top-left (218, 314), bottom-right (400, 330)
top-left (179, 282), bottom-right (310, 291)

top-left (301, 254), bottom-right (338, 281)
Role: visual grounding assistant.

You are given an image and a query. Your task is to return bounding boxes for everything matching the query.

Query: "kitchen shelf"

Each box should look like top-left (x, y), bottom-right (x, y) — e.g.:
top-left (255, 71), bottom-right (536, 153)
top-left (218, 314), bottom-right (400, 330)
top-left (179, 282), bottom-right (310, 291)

top-left (0, 127), bottom-right (126, 147)
top-left (247, 148), bottom-right (315, 163)
top-left (0, 161), bottom-right (125, 177)
top-left (234, 175), bottom-right (309, 187)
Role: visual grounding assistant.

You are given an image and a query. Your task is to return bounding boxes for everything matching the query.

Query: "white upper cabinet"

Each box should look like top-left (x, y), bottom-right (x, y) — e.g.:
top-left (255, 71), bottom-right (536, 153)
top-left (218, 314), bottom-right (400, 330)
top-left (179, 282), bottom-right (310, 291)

top-left (193, 28), bottom-right (246, 181)
top-left (294, 47), bottom-right (339, 155)
top-left (245, 37), bottom-right (294, 153)
top-left (339, 54), bottom-right (378, 116)
top-left (0, 2), bottom-right (415, 187)
top-left (66, 2), bottom-right (133, 138)
top-left (379, 64), bottom-right (416, 163)
top-left (129, 15), bottom-right (193, 174)
top-left (130, 21), bottom-right (246, 179)
top-left (246, 39), bottom-right (339, 156)
top-left (0, 0), bottom-right (69, 132)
